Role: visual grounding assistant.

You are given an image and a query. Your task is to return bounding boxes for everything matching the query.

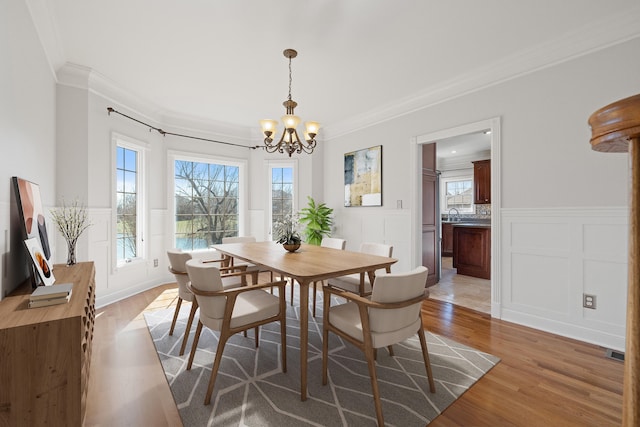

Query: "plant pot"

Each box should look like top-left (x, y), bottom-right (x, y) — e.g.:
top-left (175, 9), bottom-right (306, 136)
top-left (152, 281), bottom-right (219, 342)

top-left (283, 243), bottom-right (301, 252)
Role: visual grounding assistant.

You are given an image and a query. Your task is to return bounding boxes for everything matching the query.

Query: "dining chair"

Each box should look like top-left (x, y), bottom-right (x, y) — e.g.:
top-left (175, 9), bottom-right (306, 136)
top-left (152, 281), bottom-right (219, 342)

top-left (185, 258), bottom-right (287, 405)
top-left (310, 237), bottom-right (346, 317)
top-left (322, 266), bottom-right (436, 426)
top-left (166, 249), bottom-right (248, 356)
top-left (221, 236), bottom-right (268, 284)
top-left (326, 242), bottom-right (393, 297)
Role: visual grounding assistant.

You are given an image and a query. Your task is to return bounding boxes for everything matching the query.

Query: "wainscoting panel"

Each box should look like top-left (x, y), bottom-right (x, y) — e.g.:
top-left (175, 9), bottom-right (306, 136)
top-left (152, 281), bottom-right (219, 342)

top-left (87, 208), bottom-right (111, 294)
top-left (501, 207), bottom-right (628, 351)
top-left (509, 252), bottom-right (570, 314)
top-left (88, 208), bottom-right (173, 308)
top-left (334, 208), bottom-right (412, 273)
top-left (149, 209), bottom-right (167, 273)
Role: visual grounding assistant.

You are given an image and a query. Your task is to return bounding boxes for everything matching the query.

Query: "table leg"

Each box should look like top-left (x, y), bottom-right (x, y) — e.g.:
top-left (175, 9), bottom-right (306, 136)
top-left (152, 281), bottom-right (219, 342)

top-left (299, 279), bottom-right (309, 401)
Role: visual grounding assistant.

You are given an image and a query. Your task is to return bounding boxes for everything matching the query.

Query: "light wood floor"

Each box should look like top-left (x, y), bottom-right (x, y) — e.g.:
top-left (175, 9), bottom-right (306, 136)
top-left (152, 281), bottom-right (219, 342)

top-left (84, 277), bottom-right (624, 426)
top-left (429, 256), bottom-right (491, 313)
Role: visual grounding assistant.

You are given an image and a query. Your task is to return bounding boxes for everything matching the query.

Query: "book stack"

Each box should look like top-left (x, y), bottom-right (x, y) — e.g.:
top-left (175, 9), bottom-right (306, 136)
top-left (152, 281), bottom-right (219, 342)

top-left (29, 283), bottom-right (73, 308)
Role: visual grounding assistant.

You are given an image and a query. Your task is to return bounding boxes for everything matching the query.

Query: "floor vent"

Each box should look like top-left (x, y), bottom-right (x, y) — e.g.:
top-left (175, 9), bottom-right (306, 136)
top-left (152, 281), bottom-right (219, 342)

top-left (605, 348), bottom-right (625, 362)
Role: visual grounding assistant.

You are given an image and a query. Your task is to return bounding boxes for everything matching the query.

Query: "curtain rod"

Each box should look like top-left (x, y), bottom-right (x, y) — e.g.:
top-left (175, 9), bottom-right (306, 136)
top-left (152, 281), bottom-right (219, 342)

top-left (107, 107), bottom-right (259, 150)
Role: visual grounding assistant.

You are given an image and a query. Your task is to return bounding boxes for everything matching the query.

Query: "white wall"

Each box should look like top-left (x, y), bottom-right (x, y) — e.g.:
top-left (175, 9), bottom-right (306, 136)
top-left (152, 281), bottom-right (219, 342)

top-left (0, 0), bottom-right (56, 298)
top-left (324, 37), bottom-right (640, 349)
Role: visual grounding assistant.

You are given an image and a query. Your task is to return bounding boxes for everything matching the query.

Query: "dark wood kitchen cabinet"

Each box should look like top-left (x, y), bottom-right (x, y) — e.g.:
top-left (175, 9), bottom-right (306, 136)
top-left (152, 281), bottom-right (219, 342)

top-left (453, 225), bottom-right (491, 279)
top-left (441, 222), bottom-right (454, 257)
top-left (473, 159), bottom-right (491, 204)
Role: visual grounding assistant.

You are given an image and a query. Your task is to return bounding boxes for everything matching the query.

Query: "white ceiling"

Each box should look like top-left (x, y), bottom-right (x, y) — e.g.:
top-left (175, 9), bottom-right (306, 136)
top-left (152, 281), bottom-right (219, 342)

top-left (28, 0), bottom-right (640, 139)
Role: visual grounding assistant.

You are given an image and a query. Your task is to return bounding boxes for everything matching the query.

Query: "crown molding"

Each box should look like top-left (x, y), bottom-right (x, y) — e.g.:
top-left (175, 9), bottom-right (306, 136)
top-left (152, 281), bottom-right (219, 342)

top-left (25, 0), bottom-right (65, 79)
top-left (323, 6), bottom-right (640, 141)
top-left (56, 63), bottom-right (253, 143)
top-left (158, 110), bottom-right (254, 144)
top-left (29, 2), bottom-right (640, 143)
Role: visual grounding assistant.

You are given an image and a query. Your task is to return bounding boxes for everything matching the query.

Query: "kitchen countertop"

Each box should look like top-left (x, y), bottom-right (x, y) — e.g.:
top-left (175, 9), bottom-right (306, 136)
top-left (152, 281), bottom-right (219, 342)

top-left (452, 223), bottom-right (490, 228)
top-left (442, 221), bottom-right (491, 228)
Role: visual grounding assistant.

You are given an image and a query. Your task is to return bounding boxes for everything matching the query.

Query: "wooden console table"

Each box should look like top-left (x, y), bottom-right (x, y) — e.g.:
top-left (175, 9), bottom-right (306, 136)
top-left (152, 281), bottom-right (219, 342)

top-left (589, 93), bottom-right (640, 427)
top-left (0, 262), bottom-right (96, 426)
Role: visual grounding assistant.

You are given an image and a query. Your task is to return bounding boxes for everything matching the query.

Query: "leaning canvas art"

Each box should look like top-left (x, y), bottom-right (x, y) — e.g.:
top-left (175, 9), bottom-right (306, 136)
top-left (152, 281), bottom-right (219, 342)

top-left (344, 145), bottom-right (382, 207)
top-left (12, 177), bottom-right (52, 259)
top-left (12, 177), bottom-right (53, 287)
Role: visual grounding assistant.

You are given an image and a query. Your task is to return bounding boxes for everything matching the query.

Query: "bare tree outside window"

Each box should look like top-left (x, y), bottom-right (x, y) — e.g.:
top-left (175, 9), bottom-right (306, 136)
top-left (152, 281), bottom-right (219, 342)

top-left (116, 146), bottom-right (138, 261)
top-left (174, 160), bottom-right (240, 250)
top-left (271, 167), bottom-right (294, 240)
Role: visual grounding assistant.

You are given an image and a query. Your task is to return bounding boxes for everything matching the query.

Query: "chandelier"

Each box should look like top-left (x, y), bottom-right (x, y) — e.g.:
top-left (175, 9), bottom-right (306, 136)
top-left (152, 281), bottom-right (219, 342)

top-left (260, 49), bottom-right (320, 157)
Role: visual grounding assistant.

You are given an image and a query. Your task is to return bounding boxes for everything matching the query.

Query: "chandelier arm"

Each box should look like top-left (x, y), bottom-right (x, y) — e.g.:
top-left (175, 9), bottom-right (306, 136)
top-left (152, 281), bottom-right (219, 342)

top-left (298, 141), bottom-right (315, 154)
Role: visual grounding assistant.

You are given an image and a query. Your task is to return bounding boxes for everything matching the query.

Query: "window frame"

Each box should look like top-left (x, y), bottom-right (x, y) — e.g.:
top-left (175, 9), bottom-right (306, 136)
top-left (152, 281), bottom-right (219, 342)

top-left (267, 159), bottom-right (298, 241)
top-left (168, 150), bottom-right (247, 253)
top-left (111, 133), bottom-right (148, 269)
top-left (440, 172), bottom-right (475, 215)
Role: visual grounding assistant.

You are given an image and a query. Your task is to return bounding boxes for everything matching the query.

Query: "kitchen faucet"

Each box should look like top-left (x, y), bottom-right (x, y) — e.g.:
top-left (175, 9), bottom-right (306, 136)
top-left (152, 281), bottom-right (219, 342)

top-left (448, 207), bottom-right (460, 222)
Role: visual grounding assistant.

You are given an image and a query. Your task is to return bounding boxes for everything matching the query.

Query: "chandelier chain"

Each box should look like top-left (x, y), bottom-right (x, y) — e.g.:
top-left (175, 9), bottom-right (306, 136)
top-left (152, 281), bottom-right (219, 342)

top-left (288, 55), bottom-right (293, 102)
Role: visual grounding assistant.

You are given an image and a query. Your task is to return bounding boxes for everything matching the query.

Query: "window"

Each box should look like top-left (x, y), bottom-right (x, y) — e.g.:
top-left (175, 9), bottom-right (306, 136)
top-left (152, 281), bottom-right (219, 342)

top-left (268, 161), bottom-right (296, 241)
top-left (271, 166), bottom-right (294, 238)
top-left (443, 178), bottom-right (473, 213)
top-left (114, 138), bottom-right (144, 265)
top-left (174, 158), bottom-right (241, 250)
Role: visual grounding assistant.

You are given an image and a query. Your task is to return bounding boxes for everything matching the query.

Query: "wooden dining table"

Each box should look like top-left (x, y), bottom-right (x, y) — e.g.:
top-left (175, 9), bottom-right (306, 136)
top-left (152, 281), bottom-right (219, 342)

top-left (212, 241), bottom-right (397, 401)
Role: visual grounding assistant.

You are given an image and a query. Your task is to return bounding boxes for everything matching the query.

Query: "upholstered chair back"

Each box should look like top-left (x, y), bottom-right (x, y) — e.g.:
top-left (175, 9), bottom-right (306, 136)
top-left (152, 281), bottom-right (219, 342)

top-left (185, 258), bottom-right (227, 323)
top-left (360, 242), bottom-right (393, 275)
top-left (167, 249), bottom-right (193, 301)
top-left (369, 266), bottom-right (428, 337)
top-left (321, 237), bottom-right (346, 250)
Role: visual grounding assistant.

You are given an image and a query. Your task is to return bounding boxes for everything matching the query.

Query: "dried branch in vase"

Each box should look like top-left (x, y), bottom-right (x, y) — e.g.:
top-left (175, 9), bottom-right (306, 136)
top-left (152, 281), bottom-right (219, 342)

top-left (50, 199), bottom-right (92, 265)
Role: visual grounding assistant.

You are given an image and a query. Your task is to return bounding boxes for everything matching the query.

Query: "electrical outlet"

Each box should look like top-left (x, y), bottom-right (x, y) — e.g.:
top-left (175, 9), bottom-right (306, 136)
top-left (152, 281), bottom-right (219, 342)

top-left (153, 258), bottom-right (159, 267)
top-left (583, 294), bottom-right (596, 309)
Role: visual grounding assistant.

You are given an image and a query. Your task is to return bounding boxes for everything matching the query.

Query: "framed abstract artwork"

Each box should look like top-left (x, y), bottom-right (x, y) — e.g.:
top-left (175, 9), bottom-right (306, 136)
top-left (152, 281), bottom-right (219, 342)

top-left (344, 145), bottom-right (382, 207)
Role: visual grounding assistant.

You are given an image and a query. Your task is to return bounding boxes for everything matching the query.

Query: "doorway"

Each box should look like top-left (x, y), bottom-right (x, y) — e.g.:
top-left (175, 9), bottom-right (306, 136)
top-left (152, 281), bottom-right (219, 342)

top-left (412, 118), bottom-right (501, 317)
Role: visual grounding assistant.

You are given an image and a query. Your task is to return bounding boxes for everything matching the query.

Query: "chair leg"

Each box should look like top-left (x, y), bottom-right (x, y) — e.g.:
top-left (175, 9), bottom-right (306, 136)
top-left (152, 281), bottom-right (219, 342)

top-left (322, 296), bottom-right (330, 385)
top-left (179, 299), bottom-right (198, 356)
top-left (204, 332), bottom-right (230, 405)
top-left (290, 277), bottom-right (294, 305)
top-left (169, 297), bottom-right (183, 336)
top-left (312, 281), bottom-right (319, 317)
top-left (280, 316), bottom-right (287, 373)
top-left (418, 328), bottom-right (436, 393)
top-left (387, 345), bottom-right (394, 357)
top-left (255, 326), bottom-right (260, 347)
top-left (365, 347), bottom-right (384, 427)
top-left (187, 321), bottom-right (204, 370)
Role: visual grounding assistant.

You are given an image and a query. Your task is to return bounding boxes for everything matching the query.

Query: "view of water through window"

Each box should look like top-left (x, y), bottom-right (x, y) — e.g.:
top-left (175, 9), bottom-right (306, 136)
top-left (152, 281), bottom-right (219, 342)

top-left (174, 159), bottom-right (240, 250)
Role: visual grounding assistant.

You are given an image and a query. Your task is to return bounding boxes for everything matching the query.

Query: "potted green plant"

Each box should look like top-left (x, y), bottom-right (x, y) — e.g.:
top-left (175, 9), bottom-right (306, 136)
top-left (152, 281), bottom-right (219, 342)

top-left (274, 214), bottom-right (302, 252)
top-left (298, 196), bottom-right (333, 246)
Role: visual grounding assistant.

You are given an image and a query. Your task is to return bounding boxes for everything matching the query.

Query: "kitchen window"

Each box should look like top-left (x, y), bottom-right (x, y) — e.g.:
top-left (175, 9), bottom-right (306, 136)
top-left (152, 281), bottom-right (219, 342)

top-left (442, 178), bottom-right (474, 214)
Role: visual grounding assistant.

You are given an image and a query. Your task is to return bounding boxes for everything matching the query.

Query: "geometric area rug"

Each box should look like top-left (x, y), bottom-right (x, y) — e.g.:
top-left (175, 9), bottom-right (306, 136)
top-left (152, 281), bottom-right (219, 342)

top-left (144, 294), bottom-right (500, 427)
